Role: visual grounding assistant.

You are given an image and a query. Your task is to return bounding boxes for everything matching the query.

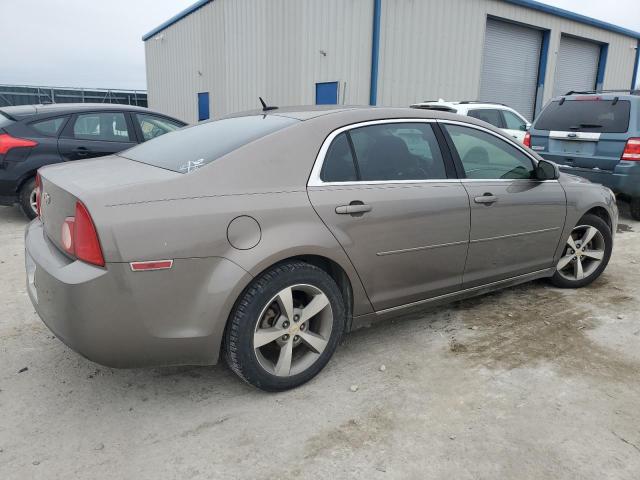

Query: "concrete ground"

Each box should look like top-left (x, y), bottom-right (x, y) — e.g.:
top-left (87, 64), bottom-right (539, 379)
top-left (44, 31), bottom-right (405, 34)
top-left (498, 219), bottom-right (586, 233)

top-left (1, 204), bottom-right (639, 480)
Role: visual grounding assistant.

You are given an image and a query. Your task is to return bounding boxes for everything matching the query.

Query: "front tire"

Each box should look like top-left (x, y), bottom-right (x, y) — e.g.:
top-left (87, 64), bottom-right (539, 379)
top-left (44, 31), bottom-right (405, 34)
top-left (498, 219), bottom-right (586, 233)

top-left (551, 214), bottom-right (612, 288)
top-left (224, 261), bottom-right (345, 391)
top-left (18, 177), bottom-right (38, 220)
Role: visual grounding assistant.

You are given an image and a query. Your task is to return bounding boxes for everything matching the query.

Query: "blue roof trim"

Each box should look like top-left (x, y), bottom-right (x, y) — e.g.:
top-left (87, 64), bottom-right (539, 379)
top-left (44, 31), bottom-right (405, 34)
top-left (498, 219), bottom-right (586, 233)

top-left (142, 0), bottom-right (213, 41)
top-left (501, 0), bottom-right (640, 39)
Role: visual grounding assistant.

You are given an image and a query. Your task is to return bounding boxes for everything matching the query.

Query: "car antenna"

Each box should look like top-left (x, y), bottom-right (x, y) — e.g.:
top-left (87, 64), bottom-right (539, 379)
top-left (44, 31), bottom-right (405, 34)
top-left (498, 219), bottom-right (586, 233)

top-left (259, 97), bottom-right (278, 112)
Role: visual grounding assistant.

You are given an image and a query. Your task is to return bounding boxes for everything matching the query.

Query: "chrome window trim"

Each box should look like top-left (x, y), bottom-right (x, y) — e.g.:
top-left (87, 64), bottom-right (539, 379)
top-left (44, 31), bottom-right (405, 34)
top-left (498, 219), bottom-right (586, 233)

top-left (308, 118), bottom-right (447, 187)
top-left (308, 117), bottom-right (559, 187)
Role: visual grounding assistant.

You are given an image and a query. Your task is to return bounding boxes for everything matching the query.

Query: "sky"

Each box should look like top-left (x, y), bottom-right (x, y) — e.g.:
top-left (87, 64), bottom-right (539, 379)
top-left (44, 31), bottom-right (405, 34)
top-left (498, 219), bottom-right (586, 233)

top-left (0, 0), bottom-right (638, 91)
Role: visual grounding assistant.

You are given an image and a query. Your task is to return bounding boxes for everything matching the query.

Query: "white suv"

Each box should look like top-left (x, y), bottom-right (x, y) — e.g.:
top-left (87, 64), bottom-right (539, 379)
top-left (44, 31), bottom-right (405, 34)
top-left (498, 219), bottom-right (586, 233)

top-left (410, 100), bottom-right (531, 144)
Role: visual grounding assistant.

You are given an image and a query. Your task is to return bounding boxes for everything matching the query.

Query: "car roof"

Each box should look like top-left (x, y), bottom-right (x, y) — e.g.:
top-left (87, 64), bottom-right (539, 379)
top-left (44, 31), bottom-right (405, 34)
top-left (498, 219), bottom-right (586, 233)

top-left (0, 103), bottom-right (165, 121)
top-left (411, 100), bottom-right (511, 109)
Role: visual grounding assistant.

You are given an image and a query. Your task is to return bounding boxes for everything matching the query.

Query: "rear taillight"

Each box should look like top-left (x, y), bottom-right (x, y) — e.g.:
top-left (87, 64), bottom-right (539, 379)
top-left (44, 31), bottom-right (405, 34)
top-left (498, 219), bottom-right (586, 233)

top-left (0, 133), bottom-right (38, 155)
top-left (59, 201), bottom-right (105, 266)
top-left (621, 138), bottom-right (640, 161)
top-left (35, 173), bottom-right (42, 218)
top-left (523, 131), bottom-right (531, 148)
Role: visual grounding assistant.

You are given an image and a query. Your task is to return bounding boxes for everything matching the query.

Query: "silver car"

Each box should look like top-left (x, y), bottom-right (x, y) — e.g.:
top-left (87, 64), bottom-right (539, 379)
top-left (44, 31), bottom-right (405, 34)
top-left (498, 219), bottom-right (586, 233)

top-left (25, 107), bottom-right (617, 391)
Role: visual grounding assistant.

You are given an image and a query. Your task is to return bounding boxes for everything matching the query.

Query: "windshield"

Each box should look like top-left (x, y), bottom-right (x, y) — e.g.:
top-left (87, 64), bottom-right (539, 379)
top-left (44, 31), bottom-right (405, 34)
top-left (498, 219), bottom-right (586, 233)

top-left (119, 114), bottom-right (298, 173)
top-left (534, 99), bottom-right (630, 133)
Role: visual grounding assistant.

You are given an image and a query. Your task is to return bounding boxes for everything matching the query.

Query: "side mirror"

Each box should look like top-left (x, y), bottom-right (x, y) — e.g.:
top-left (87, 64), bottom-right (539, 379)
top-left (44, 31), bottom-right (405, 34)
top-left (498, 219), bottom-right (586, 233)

top-left (535, 159), bottom-right (559, 180)
top-left (520, 122), bottom-right (531, 131)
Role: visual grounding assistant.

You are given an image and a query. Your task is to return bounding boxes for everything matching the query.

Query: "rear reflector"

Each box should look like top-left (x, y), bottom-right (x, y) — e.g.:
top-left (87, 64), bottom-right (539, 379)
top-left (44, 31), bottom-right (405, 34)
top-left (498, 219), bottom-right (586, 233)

top-left (621, 138), bottom-right (640, 161)
top-left (130, 260), bottom-right (174, 271)
top-left (0, 133), bottom-right (38, 155)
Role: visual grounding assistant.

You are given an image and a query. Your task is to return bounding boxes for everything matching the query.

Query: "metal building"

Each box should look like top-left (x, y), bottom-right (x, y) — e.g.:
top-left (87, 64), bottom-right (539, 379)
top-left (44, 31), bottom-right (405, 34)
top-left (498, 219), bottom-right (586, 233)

top-left (143, 0), bottom-right (640, 123)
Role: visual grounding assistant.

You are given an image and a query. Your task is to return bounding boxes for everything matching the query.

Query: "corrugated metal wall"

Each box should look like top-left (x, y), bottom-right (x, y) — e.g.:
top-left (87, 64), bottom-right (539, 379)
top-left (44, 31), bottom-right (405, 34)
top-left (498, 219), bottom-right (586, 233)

top-left (145, 0), bottom-right (373, 122)
top-left (145, 0), bottom-right (638, 123)
top-left (377, 0), bottom-right (637, 110)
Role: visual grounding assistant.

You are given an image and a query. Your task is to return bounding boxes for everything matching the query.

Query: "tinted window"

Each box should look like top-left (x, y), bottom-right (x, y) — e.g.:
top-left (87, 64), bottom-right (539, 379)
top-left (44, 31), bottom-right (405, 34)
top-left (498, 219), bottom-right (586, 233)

top-left (0, 112), bottom-right (15, 129)
top-left (31, 117), bottom-right (67, 136)
top-left (502, 111), bottom-right (527, 131)
top-left (120, 115), bottom-right (297, 173)
top-left (445, 124), bottom-right (534, 180)
top-left (534, 100), bottom-right (631, 133)
top-left (320, 133), bottom-right (358, 182)
top-left (349, 123), bottom-right (447, 181)
top-left (467, 109), bottom-right (503, 128)
top-left (72, 112), bottom-right (132, 142)
top-left (135, 114), bottom-right (183, 142)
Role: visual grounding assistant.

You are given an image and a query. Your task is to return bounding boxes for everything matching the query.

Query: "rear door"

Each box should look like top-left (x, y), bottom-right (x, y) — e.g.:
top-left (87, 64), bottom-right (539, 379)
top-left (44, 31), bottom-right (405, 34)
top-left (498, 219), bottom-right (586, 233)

top-left (58, 111), bottom-right (136, 161)
top-left (530, 98), bottom-right (631, 173)
top-left (441, 121), bottom-right (566, 287)
top-left (308, 119), bottom-right (470, 311)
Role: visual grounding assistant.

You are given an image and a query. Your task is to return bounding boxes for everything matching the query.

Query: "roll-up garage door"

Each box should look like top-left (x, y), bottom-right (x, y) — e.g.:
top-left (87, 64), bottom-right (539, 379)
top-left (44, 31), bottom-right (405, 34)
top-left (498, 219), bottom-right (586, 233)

top-left (553, 35), bottom-right (601, 96)
top-left (479, 18), bottom-right (542, 121)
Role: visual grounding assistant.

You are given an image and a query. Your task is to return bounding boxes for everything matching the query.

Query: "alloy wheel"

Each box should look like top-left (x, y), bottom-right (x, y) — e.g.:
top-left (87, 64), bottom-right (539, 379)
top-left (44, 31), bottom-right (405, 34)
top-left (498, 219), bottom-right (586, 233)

top-left (556, 225), bottom-right (606, 281)
top-left (29, 188), bottom-right (38, 215)
top-left (253, 284), bottom-right (333, 377)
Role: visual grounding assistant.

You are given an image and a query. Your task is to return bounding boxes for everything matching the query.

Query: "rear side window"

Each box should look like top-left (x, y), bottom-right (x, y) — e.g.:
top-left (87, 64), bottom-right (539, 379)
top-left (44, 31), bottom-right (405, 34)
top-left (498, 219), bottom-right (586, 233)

top-left (31, 117), bottom-right (68, 136)
top-left (502, 111), bottom-right (527, 131)
top-left (321, 133), bottom-right (358, 182)
top-left (135, 114), bottom-right (183, 142)
top-left (72, 112), bottom-right (132, 142)
top-left (467, 109), bottom-right (504, 128)
top-left (534, 100), bottom-right (631, 133)
top-left (0, 111), bottom-right (15, 129)
top-left (120, 115), bottom-right (298, 173)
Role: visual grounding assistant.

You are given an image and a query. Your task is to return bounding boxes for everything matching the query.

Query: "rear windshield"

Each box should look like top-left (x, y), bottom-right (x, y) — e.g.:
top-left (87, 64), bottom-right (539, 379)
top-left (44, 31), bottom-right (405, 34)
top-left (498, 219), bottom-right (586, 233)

top-left (534, 99), bottom-right (630, 133)
top-left (119, 115), bottom-right (298, 173)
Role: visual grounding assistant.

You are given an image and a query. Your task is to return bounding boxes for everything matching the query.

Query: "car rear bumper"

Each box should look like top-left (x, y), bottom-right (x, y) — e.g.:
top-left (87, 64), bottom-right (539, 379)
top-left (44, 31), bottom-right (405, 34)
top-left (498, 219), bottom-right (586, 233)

top-left (25, 220), bottom-right (251, 368)
top-left (541, 157), bottom-right (640, 198)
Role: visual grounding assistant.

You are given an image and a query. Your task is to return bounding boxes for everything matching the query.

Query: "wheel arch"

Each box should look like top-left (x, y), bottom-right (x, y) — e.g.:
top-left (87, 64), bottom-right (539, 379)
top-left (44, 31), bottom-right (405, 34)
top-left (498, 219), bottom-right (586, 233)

top-left (582, 206), bottom-right (613, 232)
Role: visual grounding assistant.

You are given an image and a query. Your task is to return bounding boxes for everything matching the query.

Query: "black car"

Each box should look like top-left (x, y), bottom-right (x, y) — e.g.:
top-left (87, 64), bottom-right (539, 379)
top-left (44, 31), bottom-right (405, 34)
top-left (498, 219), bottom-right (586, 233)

top-left (0, 103), bottom-right (186, 218)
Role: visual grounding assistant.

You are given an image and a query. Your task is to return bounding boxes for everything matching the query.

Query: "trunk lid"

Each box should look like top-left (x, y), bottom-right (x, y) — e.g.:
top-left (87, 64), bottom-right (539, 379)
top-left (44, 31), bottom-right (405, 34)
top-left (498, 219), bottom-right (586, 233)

top-left (38, 155), bottom-right (180, 256)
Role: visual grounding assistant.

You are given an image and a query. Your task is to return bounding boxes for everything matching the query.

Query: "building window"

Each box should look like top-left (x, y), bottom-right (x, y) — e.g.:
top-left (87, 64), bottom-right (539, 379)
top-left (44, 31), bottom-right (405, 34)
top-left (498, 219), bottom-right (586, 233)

top-left (198, 92), bottom-right (210, 121)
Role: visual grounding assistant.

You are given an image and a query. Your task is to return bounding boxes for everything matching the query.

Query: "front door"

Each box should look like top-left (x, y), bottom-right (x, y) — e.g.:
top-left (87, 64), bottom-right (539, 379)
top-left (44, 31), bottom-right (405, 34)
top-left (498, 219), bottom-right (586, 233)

top-left (58, 111), bottom-right (136, 161)
top-left (441, 122), bottom-right (566, 288)
top-left (308, 120), bottom-right (470, 311)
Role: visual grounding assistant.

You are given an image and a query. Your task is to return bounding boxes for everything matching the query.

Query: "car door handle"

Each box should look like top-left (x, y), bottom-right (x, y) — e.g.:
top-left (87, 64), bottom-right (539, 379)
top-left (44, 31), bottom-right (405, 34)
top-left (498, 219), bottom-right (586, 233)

top-left (74, 147), bottom-right (90, 157)
top-left (474, 193), bottom-right (498, 205)
top-left (335, 203), bottom-right (372, 215)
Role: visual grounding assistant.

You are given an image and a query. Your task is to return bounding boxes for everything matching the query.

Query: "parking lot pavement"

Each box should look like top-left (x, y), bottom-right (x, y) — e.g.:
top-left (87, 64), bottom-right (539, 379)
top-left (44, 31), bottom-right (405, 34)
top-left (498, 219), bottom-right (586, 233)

top-left (1, 204), bottom-right (639, 480)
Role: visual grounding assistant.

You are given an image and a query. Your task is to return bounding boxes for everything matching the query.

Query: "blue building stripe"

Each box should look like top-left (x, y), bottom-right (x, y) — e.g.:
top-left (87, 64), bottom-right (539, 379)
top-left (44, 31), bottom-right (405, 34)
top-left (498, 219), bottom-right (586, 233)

top-left (502, 0), bottom-right (640, 39)
top-left (142, 0), bottom-right (212, 41)
top-left (534, 29), bottom-right (550, 117)
top-left (596, 44), bottom-right (608, 91)
top-left (632, 40), bottom-right (640, 89)
top-left (369, 0), bottom-right (382, 106)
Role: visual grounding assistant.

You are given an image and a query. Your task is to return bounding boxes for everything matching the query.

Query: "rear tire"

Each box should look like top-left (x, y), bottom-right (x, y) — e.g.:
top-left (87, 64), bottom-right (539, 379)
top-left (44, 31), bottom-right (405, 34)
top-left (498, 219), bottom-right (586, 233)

top-left (224, 261), bottom-right (345, 392)
top-left (630, 198), bottom-right (640, 221)
top-left (18, 177), bottom-right (37, 220)
top-left (550, 214), bottom-right (612, 288)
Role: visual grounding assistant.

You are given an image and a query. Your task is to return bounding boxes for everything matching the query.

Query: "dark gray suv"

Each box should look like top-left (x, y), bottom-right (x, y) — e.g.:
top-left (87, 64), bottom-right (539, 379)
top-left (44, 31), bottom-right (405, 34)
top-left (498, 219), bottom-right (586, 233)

top-left (528, 90), bottom-right (640, 219)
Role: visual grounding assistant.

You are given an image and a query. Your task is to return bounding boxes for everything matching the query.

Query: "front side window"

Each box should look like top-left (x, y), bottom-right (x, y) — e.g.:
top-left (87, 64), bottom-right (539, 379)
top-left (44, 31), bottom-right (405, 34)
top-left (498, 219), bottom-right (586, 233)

top-left (502, 111), bottom-right (527, 131)
top-left (135, 114), bottom-right (183, 142)
top-left (72, 112), bottom-right (131, 142)
top-left (31, 117), bottom-right (68, 136)
top-left (348, 122), bottom-right (447, 181)
top-left (467, 109), bottom-right (504, 128)
top-left (119, 114), bottom-right (298, 173)
top-left (444, 124), bottom-right (534, 180)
